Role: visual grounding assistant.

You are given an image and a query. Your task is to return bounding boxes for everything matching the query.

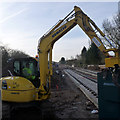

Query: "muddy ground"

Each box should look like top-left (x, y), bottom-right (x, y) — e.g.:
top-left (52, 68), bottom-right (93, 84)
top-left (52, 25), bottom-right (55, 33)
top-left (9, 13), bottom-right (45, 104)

top-left (3, 66), bottom-right (98, 120)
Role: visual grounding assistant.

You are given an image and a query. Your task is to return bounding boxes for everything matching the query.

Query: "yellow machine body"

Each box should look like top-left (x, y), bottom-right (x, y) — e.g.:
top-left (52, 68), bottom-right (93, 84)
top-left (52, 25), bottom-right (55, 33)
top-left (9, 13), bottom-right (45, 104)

top-left (1, 76), bottom-right (36, 102)
top-left (1, 76), bottom-right (50, 102)
top-left (105, 57), bottom-right (120, 68)
top-left (1, 6), bottom-right (120, 103)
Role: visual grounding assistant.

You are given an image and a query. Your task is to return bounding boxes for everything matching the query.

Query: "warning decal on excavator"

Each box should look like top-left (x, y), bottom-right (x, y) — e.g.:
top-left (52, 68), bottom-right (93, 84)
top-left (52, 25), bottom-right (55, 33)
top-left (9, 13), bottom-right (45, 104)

top-left (92, 37), bottom-right (101, 47)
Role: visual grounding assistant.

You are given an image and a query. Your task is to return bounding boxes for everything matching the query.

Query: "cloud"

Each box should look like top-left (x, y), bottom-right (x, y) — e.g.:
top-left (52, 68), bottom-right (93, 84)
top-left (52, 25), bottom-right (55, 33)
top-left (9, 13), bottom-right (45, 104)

top-left (0, 8), bottom-right (27, 24)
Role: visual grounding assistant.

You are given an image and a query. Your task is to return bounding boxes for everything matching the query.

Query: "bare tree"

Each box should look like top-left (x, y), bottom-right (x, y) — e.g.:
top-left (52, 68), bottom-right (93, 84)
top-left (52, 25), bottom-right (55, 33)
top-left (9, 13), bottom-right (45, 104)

top-left (102, 12), bottom-right (120, 49)
top-left (0, 45), bottom-right (30, 71)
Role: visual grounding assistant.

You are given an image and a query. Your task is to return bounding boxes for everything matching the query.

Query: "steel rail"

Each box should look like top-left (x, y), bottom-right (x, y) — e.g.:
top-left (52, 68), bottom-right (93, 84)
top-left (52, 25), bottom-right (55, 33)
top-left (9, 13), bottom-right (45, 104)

top-left (64, 69), bottom-right (98, 108)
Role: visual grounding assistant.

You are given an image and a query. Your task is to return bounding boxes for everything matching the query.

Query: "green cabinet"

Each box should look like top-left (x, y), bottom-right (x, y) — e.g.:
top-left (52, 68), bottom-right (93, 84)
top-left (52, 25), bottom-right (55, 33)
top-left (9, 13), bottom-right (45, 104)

top-left (98, 71), bottom-right (120, 119)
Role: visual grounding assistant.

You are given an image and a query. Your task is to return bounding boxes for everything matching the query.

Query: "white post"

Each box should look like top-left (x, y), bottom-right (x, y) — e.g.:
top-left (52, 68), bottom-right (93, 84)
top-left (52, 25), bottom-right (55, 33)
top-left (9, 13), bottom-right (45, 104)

top-left (0, 45), bottom-right (2, 120)
top-left (118, 1), bottom-right (120, 13)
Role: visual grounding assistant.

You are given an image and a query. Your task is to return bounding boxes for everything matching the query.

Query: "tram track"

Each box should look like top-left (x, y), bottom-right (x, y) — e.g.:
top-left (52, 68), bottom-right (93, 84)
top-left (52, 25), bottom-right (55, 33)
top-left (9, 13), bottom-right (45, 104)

top-left (73, 68), bottom-right (97, 83)
top-left (64, 68), bottom-right (98, 108)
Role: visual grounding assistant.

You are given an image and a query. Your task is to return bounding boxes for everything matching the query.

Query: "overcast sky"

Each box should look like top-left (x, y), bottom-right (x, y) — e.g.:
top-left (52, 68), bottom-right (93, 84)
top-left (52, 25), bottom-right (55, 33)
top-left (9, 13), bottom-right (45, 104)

top-left (0, 2), bottom-right (118, 61)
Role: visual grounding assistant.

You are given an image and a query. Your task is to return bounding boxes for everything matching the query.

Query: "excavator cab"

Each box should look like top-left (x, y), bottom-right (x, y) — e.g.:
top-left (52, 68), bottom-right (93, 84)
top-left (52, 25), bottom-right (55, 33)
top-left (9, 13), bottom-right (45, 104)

top-left (3, 57), bottom-right (40, 88)
top-left (1, 58), bottom-right (41, 119)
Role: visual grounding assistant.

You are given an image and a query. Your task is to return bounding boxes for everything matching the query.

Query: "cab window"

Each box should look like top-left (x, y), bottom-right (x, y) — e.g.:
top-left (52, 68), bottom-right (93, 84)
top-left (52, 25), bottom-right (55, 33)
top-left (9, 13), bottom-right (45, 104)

top-left (21, 61), bottom-right (37, 80)
top-left (13, 61), bottom-right (20, 75)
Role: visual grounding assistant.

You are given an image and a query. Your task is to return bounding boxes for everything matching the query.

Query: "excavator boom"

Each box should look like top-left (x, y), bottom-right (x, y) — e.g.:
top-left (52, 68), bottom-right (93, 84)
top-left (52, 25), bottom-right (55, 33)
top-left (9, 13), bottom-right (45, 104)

top-left (37, 6), bottom-right (120, 99)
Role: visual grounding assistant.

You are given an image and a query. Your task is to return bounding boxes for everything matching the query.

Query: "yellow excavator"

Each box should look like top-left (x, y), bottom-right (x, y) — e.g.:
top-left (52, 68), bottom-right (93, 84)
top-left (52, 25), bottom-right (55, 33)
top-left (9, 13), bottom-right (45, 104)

top-left (1, 6), bottom-right (120, 119)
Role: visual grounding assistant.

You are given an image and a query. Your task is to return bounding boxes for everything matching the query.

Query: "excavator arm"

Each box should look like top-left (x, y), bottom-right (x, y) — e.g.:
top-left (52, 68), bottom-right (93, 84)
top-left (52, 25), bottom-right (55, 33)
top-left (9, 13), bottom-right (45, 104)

top-left (37, 6), bottom-right (120, 99)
